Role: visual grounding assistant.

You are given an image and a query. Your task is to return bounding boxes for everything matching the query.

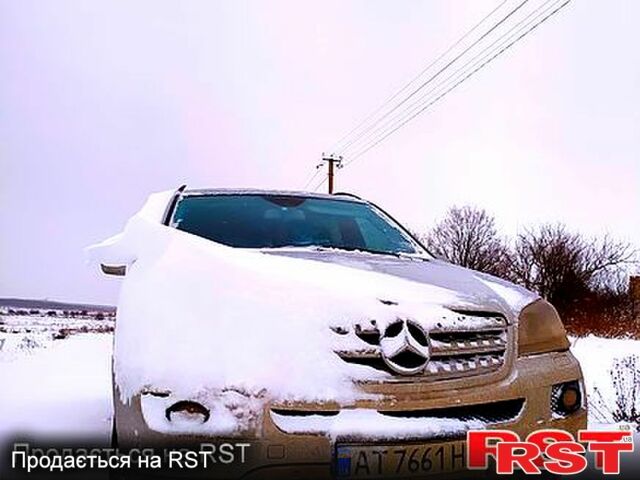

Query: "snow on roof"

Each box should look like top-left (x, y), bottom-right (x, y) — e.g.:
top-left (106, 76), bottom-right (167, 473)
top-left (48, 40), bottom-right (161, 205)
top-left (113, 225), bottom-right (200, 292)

top-left (182, 187), bottom-right (366, 202)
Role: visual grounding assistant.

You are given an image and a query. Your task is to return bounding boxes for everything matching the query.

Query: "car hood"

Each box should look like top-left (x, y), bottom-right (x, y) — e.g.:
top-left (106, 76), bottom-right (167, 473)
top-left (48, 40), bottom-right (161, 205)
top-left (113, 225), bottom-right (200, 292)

top-left (263, 248), bottom-right (537, 319)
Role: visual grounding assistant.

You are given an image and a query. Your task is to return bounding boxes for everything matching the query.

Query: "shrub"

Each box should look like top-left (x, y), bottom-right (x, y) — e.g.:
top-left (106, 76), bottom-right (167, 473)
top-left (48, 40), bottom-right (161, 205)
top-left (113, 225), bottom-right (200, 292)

top-left (590, 355), bottom-right (640, 431)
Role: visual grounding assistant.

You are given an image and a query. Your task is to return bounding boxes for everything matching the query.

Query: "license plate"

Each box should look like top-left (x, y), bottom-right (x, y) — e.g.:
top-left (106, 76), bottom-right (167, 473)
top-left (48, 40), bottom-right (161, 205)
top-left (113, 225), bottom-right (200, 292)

top-left (335, 440), bottom-right (466, 478)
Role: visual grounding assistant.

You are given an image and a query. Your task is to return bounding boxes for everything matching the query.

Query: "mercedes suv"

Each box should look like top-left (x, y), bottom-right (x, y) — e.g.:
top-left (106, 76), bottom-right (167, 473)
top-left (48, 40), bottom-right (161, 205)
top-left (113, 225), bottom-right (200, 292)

top-left (96, 187), bottom-right (586, 479)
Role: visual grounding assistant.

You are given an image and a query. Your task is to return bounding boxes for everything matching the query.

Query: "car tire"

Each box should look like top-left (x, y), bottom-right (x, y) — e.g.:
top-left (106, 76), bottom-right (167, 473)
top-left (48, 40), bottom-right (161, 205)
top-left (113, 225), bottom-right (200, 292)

top-left (110, 418), bottom-right (118, 449)
top-left (108, 419), bottom-right (123, 480)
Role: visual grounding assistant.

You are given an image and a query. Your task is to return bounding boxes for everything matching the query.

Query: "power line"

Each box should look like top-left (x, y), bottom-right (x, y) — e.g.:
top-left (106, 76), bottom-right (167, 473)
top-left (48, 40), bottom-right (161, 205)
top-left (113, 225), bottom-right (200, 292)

top-left (334, 0), bottom-right (530, 156)
top-left (345, 0), bottom-right (572, 167)
top-left (341, 0), bottom-right (560, 156)
top-left (342, 0), bottom-right (572, 168)
top-left (341, 0), bottom-right (563, 159)
top-left (327, 0), bottom-right (510, 155)
top-left (302, 163), bottom-right (323, 190)
top-left (311, 176), bottom-right (327, 193)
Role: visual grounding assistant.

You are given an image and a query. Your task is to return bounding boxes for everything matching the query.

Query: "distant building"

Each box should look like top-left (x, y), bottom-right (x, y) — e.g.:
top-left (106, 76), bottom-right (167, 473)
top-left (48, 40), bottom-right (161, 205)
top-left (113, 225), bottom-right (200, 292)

top-left (630, 275), bottom-right (640, 321)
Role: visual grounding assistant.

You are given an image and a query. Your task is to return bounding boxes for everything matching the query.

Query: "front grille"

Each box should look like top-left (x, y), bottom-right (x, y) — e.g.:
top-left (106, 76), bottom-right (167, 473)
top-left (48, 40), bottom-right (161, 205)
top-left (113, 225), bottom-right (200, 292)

top-left (333, 310), bottom-right (510, 380)
top-left (269, 398), bottom-right (525, 436)
top-left (379, 398), bottom-right (525, 424)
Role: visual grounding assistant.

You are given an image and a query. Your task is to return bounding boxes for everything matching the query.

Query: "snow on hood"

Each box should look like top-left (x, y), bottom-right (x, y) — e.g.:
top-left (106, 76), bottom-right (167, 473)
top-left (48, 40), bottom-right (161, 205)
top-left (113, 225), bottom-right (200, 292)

top-left (86, 191), bottom-right (536, 407)
top-left (474, 271), bottom-right (538, 315)
top-left (266, 249), bottom-right (537, 318)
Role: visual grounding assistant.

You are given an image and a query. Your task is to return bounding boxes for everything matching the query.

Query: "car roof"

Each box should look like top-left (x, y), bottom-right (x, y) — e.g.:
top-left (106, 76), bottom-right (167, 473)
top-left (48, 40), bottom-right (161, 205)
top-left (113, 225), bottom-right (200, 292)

top-left (181, 188), bottom-right (367, 203)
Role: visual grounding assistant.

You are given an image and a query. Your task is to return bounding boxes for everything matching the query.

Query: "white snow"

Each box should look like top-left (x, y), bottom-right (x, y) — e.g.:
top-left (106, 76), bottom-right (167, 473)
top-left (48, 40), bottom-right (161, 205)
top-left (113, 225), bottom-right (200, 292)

top-left (475, 273), bottom-right (539, 317)
top-left (0, 314), bottom-right (114, 361)
top-left (570, 334), bottom-right (639, 382)
top-left (0, 332), bottom-right (637, 449)
top-left (0, 334), bottom-right (112, 439)
top-left (570, 334), bottom-right (640, 423)
top-left (270, 409), bottom-right (483, 442)
top-left (140, 389), bottom-right (264, 436)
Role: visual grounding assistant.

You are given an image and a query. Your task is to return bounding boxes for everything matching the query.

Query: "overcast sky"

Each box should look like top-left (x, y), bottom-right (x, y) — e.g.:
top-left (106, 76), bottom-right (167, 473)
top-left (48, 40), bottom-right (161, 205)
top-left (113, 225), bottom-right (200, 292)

top-left (1, 0), bottom-right (639, 305)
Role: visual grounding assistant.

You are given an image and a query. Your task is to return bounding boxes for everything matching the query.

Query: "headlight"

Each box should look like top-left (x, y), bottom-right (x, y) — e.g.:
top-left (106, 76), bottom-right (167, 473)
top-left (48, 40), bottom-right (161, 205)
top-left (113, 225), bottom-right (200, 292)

top-left (518, 299), bottom-right (569, 356)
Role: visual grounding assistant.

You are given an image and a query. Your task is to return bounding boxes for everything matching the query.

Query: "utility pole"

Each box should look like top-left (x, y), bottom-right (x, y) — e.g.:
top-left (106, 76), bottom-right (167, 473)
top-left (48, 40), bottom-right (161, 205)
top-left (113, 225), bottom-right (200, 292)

top-left (322, 153), bottom-right (343, 194)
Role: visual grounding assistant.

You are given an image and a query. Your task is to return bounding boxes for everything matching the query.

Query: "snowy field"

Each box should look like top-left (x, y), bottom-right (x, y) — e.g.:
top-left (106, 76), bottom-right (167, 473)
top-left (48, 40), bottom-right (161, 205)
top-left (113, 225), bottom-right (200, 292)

top-left (0, 329), bottom-right (637, 442)
top-left (570, 335), bottom-right (640, 426)
top-left (0, 328), bottom-right (638, 478)
top-left (0, 333), bottom-right (112, 440)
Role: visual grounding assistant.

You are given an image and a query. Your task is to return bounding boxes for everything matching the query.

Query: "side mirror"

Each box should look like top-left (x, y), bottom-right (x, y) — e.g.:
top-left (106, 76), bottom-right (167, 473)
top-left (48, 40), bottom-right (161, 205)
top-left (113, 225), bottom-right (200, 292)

top-left (100, 264), bottom-right (126, 276)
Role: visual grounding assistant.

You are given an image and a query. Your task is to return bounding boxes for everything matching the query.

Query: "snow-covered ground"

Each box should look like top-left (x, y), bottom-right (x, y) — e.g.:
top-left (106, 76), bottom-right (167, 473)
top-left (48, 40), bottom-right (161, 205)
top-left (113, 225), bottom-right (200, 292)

top-left (0, 311), bottom-right (113, 361)
top-left (571, 334), bottom-right (640, 424)
top-left (0, 331), bottom-right (637, 443)
top-left (0, 333), bottom-right (112, 440)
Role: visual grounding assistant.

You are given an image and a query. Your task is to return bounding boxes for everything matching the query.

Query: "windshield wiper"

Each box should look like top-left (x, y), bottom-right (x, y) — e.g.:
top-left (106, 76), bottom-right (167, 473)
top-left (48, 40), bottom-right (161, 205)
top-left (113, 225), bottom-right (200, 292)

top-left (261, 245), bottom-right (428, 260)
top-left (330, 246), bottom-right (400, 257)
top-left (334, 246), bottom-right (429, 260)
top-left (260, 244), bottom-right (429, 261)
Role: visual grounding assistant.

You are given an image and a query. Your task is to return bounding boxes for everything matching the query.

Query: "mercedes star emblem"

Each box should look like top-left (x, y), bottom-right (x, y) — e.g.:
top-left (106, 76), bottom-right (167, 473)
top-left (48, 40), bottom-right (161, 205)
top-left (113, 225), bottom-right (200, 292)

top-left (380, 319), bottom-right (431, 375)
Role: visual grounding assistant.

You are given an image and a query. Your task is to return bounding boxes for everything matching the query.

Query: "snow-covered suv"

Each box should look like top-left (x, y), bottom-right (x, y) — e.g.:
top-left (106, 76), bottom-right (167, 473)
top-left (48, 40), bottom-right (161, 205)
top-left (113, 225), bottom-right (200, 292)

top-left (91, 187), bottom-right (586, 479)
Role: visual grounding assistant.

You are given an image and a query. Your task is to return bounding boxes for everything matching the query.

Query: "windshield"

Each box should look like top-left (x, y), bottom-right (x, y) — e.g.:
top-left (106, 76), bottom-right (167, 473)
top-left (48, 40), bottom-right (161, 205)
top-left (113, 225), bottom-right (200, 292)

top-left (171, 194), bottom-right (422, 255)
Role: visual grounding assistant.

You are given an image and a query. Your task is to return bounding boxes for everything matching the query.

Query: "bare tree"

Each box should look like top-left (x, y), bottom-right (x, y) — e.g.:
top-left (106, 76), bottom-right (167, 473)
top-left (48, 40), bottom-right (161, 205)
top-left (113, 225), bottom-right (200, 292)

top-left (420, 207), bottom-right (638, 335)
top-left (511, 224), bottom-right (636, 312)
top-left (424, 206), bottom-right (511, 277)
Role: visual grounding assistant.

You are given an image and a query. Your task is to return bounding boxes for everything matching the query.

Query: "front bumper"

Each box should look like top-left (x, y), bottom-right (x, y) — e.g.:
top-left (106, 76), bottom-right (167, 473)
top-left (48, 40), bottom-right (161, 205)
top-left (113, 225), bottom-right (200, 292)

top-left (113, 350), bottom-right (587, 478)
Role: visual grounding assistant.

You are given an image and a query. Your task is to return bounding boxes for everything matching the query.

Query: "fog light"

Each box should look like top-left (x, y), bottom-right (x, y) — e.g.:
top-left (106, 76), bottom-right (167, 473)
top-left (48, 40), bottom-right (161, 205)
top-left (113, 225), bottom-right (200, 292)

top-left (561, 387), bottom-right (579, 411)
top-left (165, 401), bottom-right (210, 424)
top-left (551, 381), bottom-right (582, 416)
